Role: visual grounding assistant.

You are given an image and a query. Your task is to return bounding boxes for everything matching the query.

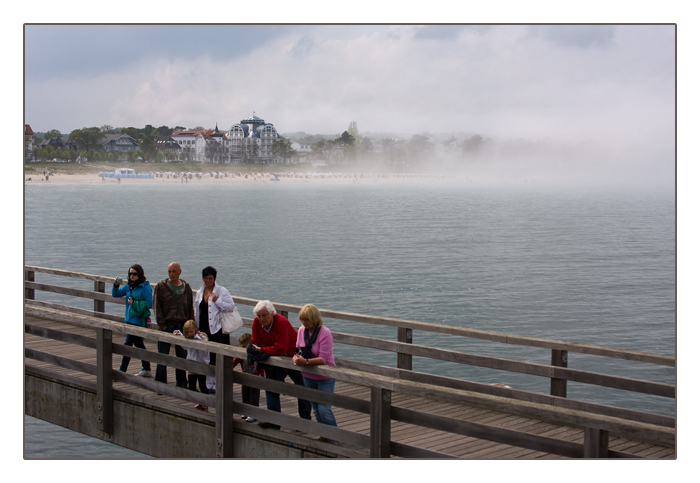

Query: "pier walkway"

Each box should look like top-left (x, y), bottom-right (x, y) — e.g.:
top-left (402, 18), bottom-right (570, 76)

top-left (24, 266), bottom-right (676, 459)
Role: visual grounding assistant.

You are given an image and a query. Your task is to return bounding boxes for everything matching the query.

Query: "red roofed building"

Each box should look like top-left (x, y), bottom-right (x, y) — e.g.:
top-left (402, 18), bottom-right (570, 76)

top-left (25, 124), bottom-right (35, 157)
top-left (171, 129), bottom-right (216, 162)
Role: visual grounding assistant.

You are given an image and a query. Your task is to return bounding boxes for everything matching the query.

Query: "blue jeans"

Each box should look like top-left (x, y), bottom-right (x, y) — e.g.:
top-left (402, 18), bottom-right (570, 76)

top-left (302, 376), bottom-right (338, 427)
top-left (263, 365), bottom-right (311, 420)
top-left (119, 334), bottom-right (151, 372)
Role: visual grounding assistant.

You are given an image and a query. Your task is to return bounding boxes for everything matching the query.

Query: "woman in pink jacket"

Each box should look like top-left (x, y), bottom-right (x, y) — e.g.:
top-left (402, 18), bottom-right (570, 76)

top-left (292, 304), bottom-right (337, 431)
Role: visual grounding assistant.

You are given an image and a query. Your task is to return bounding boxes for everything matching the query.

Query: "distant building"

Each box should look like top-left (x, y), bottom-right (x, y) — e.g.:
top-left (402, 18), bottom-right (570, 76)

top-left (154, 135), bottom-right (182, 160)
top-left (227, 114), bottom-right (285, 163)
top-left (25, 124), bottom-right (35, 150)
top-left (25, 124), bottom-right (35, 160)
top-left (100, 134), bottom-right (139, 153)
top-left (171, 129), bottom-right (214, 162)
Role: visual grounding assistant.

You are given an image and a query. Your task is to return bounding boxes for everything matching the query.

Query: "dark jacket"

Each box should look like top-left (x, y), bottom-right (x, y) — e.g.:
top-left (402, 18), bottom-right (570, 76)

top-left (153, 278), bottom-right (194, 330)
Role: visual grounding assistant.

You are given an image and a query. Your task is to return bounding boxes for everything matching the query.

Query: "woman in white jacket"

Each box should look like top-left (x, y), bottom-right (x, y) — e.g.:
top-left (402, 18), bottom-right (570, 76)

top-left (194, 266), bottom-right (235, 391)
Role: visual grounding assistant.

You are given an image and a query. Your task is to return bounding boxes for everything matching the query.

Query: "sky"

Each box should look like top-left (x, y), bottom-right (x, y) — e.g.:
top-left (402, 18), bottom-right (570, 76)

top-left (25, 24), bottom-right (674, 147)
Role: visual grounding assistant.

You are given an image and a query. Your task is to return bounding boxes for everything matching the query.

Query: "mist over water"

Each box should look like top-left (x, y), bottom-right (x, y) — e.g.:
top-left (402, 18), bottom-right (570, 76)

top-left (24, 178), bottom-right (675, 421)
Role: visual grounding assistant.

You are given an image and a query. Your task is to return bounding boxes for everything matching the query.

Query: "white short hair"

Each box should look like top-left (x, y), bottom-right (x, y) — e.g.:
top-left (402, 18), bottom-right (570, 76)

top-left (254, 300), bottom-right (276, 316)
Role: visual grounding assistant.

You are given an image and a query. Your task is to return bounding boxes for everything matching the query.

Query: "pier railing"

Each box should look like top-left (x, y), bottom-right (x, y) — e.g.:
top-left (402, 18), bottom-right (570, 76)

top-left (24, 265), bottom-right (675, 458)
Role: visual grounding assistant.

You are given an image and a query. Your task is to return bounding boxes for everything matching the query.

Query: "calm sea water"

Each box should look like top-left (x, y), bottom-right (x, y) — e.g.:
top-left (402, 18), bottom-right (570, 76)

top-left (23, 178), bottom-right (676, 457)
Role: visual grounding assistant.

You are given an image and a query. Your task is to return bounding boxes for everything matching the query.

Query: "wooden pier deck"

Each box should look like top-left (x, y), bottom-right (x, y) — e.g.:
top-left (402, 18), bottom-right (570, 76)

top-left (24, 312), bottom-right (675, 459)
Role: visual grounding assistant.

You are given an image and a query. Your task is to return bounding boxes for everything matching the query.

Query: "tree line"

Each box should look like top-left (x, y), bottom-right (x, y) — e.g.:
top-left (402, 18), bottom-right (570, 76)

top-left (26, 123), bottom-right (492, 165)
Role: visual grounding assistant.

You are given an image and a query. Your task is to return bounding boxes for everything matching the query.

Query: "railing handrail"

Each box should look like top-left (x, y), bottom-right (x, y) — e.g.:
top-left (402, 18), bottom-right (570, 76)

top-left (24, 303), bottom-right (675, 453)
top-left (23, 265), bottom-right (675, 367)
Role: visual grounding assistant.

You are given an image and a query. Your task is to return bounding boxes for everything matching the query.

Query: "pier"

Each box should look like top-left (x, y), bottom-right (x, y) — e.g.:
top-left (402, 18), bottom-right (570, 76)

top-left (24, 266), bottom-right (676, 458)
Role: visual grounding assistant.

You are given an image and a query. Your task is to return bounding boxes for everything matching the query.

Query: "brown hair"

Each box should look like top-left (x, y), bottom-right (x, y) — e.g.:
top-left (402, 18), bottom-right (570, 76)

top-left (238, 333), bottom-right (252, 347)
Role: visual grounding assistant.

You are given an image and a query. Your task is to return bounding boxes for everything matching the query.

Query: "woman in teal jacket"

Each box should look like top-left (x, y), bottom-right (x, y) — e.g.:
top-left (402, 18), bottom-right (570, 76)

top-left (112, 264), bottom-right (153, 376)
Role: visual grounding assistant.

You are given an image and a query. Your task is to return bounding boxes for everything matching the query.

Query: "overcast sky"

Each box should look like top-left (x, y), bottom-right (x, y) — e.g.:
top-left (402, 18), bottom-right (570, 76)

top-left (25, 24), bottom-right (674, 147)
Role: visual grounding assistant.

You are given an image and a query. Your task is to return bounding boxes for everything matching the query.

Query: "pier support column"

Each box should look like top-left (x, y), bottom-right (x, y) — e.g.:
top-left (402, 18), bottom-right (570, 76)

top-left (370, 387), bottom-right (391, 458)
top-left (96, 327), bottom-right (113, 435)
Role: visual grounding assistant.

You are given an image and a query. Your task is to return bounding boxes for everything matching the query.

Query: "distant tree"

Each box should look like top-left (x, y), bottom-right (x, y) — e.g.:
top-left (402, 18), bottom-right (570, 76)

top-left (121, 127), bottom-right (141, 141)
top-left (335, 131), bottom-right (355, 147)
top-left (205, 139), bottom-right (227, 163)
top-left (462, 135), bottom-right (485, 160)
top-left (271, 139), bottom-right (295, 163)
top-left (156, 125), bottom-right (172, 136)
top-left (311, 140), bottom-right (333, 159)
top-left (333, 131), bottom-right (356, 163)
top-left (407, 134), bottom-right (432, 162)
top-left (139, 136), bottom-right (155, 161)
top-left (69, 127), bottom-right (103, 152)
top-left (101, 125), bottom-right (114, 133)
top-left (44, 129), bottom-right (62, 140)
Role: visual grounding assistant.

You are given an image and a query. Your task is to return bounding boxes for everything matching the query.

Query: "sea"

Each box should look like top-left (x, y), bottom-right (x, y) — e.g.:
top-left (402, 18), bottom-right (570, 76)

top-left (21, 176), bottom-right (676, 459)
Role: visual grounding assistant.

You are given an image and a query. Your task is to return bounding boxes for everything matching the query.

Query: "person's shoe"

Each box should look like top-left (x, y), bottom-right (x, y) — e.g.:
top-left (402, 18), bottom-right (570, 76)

top-left (241, 415), bottom-right (248, 420)
top-left (195, 404), bottom-right (209, 412)
top-left (257, 422), bottom-right (279, 430)
top-left (246, 417), bottom-right (257, 423)
top-left (136, 369), bottom-right (152, 377)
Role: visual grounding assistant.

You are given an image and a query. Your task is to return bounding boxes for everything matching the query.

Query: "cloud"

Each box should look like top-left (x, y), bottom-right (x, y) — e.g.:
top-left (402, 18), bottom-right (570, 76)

top-left (24, 23), bottom-right (675, 163)
top-left (527, 24), bottom-right (617, 48)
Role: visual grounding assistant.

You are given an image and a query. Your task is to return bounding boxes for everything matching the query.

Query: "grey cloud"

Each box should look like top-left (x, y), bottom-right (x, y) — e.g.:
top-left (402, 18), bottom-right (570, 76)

top-left (24, 24), bottom-right (296, 80)
top-left (413, 24), bottom-right (491, 40)
top-left (290, 35), bottom-right (318, 56)
top-left (527, 25), bottom-right (618, 48)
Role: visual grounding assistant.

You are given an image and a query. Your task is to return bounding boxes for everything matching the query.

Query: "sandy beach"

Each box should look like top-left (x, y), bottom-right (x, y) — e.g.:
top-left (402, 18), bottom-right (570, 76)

top-left (24, 170), bottom-right (459, 186)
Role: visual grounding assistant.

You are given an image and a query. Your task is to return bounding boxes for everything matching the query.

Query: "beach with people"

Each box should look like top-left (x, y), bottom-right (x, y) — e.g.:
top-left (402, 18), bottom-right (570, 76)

top-left (24, 166), bottom-right (459, 185)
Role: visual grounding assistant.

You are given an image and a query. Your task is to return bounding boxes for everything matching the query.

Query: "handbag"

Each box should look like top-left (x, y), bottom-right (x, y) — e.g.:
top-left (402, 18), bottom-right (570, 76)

top-left (246, 343), bottom-right (270, 362)
top-left (219, 305), bottom-right (243, 334)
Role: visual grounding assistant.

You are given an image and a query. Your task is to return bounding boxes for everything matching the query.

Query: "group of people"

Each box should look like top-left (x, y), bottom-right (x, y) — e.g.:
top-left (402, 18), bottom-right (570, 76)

top-left (112, 262), bottom-right (338, 440)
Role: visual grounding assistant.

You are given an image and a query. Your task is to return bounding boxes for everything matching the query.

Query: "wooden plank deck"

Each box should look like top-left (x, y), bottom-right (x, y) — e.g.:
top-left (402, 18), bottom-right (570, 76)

top-left (24, 314), bottom-right (675, 459)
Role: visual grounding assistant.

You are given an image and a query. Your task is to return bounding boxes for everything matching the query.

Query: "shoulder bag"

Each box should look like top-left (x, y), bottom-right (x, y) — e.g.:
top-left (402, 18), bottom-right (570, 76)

top-left (217, 291), bottom-right (243, 334)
